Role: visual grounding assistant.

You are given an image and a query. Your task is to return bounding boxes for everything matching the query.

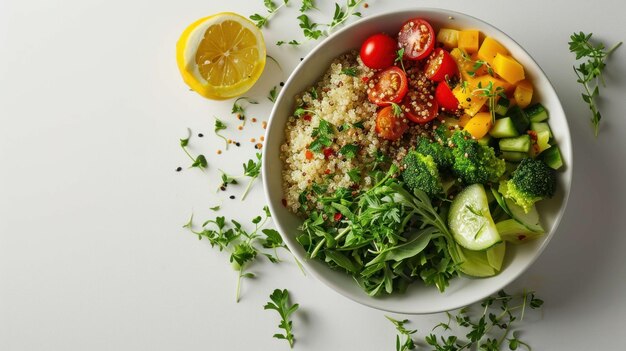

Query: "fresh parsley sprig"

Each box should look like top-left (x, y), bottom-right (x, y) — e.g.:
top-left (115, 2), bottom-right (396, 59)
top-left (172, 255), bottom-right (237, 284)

top-left (250, 0), bottom-right (289, 28)
top-left (309, 119), bottom-right (334, 152)
top-left (268, 86), bottom-right (278, 102)
top-left (327, 0), bottom-right (364, 34)
top-left (264, 289), bottom-right (299, 348)
top-left (184, 206), bottom-right (285, 302)
top-left (568, 31), bottom-right (622, 136)
top-left (341, 66), bottom-right (359, 77)
top-left (474, 81), bottom-right (506, 124)
top-left (241, 153), bottom-right (262, 200)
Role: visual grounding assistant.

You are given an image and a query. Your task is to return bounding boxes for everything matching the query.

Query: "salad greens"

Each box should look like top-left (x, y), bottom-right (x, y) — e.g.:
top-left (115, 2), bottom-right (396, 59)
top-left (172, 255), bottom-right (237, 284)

top-left (264, 289), bottom-right (299, 348)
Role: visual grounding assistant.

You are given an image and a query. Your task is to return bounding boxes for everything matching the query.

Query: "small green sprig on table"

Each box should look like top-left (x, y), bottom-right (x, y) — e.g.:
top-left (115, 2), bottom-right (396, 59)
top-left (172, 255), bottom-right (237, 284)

top-left (568, 31), bottom-right (622, 137)
top-left (264, 289), bottom-right (299, 348)
top-left (183, 206), bottom-right (288, 302)
top-left (250, 0), bottom-right (290, 28)
top-left (387, 290), bottom-right (544, 351)
top-left (180, 128), bottom-right (208, 173)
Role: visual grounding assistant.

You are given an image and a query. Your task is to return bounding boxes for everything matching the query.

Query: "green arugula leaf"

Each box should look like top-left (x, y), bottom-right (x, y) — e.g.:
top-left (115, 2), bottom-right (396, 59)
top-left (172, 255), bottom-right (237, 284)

top-left (264, 289), bottom-right (299, 348)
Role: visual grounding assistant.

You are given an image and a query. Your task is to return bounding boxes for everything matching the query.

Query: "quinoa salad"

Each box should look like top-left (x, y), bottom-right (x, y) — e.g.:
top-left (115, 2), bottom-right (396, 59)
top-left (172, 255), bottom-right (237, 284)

top-left (277, 17), bottom-right (563, 296)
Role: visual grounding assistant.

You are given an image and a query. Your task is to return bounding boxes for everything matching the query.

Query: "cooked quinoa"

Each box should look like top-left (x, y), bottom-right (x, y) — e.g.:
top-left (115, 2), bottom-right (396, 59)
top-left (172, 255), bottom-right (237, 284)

top-left (280, 52), bottom-right (429, 214)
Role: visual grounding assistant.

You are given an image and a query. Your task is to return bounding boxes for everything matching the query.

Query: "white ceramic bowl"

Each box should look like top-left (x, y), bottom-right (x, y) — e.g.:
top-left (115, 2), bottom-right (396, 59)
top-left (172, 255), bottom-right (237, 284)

top-left (262, 8), bottom-right (572, 314)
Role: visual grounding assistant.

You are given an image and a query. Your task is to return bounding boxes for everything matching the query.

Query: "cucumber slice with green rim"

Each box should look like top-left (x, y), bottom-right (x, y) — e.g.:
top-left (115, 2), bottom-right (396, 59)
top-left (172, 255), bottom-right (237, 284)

top-left (457, 246), bottom-right (496, 277)
top-left (494, 97), bottom-right (510, 116)
top-left (530, 121), bottom-right (552, 138)
top-left (504, 198), bottom-right (544, 232)
top-left (506, 105), bottom-right (530, 134)
top-left (448, 184), bottom-right (501, 251)
top-left (501, 151), bottom-right (528, 162)
top-left (489, 117), bottom-right (519, 138)
top-left (477, 135), bottom-right (492, 147)
top-left (486, 242), bottom-right (506, 270)
top-left (541, 145), bottom-right (564, 170)
top-left (496, 219), bottom-right (544, 244)
top-left (525, 103), bottom-right (549, 122)
top-left (499, 134), bottom-right (531, 152)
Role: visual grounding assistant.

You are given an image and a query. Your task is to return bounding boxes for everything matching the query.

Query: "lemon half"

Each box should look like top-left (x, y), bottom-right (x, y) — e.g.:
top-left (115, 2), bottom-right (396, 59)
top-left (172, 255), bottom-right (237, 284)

top-left (176, 12), bottom-right (266, 100)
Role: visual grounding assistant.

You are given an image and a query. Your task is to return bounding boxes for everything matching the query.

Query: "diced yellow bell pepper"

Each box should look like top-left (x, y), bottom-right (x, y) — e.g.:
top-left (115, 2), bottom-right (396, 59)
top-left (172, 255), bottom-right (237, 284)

top-left (472, 75), bottom-right (510, 92)
top-left (493, 53), bottom-right (525, 84)
top-left (513, 79), bottom-right (533, 108)
top-left (458, 30), bottom-right (480, 53)
top-left (453, 84), bottom-right (487, 116)
top-left (476, 37), bottom-right (509, 66)
top-left (436, 28), bottom-right (459, 49)
top-left (464, 112), bottom-right (493, 139)
top-left (459, 113), bottom-right (473, 127)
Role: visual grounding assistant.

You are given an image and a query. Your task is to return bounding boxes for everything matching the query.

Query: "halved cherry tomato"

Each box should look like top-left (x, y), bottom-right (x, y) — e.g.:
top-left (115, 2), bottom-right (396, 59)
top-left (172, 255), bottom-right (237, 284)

top-left (375, 106), bottom-right (408, 140)
top-left (402, 92), bottom-right (439, 124)
top-left (435, 81), bottom-right (460, 112)
top-left (367, 66), bottom-right (408, 106)
top-left (425, 48), bottom-right (459, 82)
top-left (360, 33), bottom-right (397, 69)
top-left (397, 18), bottom-right (435, 61)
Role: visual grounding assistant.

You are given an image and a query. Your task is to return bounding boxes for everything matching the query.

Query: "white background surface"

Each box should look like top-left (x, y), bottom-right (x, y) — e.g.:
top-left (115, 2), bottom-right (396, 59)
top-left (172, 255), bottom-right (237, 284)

top-left (1, 0), bottom-right (625, 350)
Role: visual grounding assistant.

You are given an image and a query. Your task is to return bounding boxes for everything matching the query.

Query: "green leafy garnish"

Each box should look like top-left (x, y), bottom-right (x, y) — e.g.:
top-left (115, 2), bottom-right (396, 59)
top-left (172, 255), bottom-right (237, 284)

top-left (386, 316), bottom-right (417, 351)
top-left (339, 144), bottom-right (359, 159)
top-left (395, 48), bottom-right (406, 73)
top-left (341, 66), bottom-right (358, 77)
top-left (473, 81), bottom-right (506, 124)
top-left (568, 31), bottom-right (622, 136)
top-left (250, 0), bottom-right (290, 28)
top-left (309, 119), bottom-right (334, 152)
top-left (327, 0), bottom-right (364, 34)
top-left (299, 0), bottom-right (316, 12)
top-left (214, 117), bottom-right (228, 149)
top-left (391, 102), bottom-right (403, 117)
top-left (268, 86), bottom-right (278, 102)
top-left (298, 14), bottom-right (323, 40)
top-left (241, 153), bottom-right (262, 200)
top-left (309, 87), bottom-right (318, 100)
top-left (179, 129), bottom-right (208, 173)
top-left (264, 289), bottom-right (299, 348)
top-left (232, 97), bottom-right (258, 126)
top-left (183, 207), bottom-right (282, 302)
top-left (347, 168), bottom-right (361, 182)
top-left (276, 39), bottom-right (301, 46)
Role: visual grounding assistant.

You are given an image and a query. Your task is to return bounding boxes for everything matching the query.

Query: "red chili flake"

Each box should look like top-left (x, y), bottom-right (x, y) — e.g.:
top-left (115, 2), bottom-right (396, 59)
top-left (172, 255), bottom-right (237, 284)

top-left (518, 234), bottom-right (527, 241)
top-left (324, 169), bottom-right (331, 174)
top-left (361, 76), bottom-right (370, 83)
top-left (323, 147), bottom-right (334, 159)
top-left (303, 114), bottom-right (312, 121)
top-left (334, 213), bottom-right (343, 221)
top-left (281, 198), bottom-right (287, 207)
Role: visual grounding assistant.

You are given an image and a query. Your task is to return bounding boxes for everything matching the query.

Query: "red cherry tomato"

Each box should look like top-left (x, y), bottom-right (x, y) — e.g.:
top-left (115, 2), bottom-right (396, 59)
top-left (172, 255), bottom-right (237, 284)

top-left (425, 48), bottom-right (459, 82)
top-left (402, 91), bottom-right (439, 124)
top-left (360, 33), bottom-right (398, 69)
top-left (397, 18), bottom-right (435, 61)
top-left (435, 81), bottom-right (460, 112)
top-left (367, 66), bottom-right (409, 106)
top-left (375, 106), bottom-right (409, 141)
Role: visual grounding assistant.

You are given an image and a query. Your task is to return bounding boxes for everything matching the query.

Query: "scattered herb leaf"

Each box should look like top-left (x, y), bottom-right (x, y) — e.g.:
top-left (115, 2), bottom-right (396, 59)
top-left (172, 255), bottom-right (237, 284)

top-left (264, 289), bottom-right (299, 348)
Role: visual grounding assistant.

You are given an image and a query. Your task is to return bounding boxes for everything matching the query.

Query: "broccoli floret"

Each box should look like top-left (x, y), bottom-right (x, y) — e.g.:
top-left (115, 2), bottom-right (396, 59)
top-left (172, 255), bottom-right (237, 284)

top-left (499, 158), bottom-right (556, 212)
top-left (450, 130), bottom-right (505, 185)
top-left (402, 151), bottom-right (443, 198)
top-left (415, 136), bottom-right (453, 169)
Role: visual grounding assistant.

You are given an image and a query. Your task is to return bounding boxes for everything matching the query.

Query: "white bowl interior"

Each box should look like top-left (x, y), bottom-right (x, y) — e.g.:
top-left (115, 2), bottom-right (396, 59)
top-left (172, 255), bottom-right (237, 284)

top-left (262, 8), bottom-right (572, 314)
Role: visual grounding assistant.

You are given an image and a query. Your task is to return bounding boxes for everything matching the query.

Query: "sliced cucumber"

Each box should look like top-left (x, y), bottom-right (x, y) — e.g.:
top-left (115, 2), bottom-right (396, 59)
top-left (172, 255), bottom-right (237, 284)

top-left (525, 103), bottom-right (549, 122)
top-left (486, 242), bottom-right (506, 271)
top-left (448, 184), bottom-right (501, 250)
top-left (494, 97), bottom-right (510, 116)
top-left (496, 219), bottom-right (544, 244)
top-left (530, 121), bottom-right (552, 138)
top-left (457, 246), bottom-right (496, 277)
top-left (504, 198), bottom-right (544, 232)
top-left (501, 151), bottom-right (528, 162)
top-left (541, 145), bottom-right (563, 170)
top-left (477, 135), bottom-right (492, 147)
top-left (506, 105), bottom-right (530, 134)
top-left (499, 134), bottom-right (531, 153)
top-left (535, 130), bottom-right (551, 155)
top-left (489, 117), bottom-right (519, 138)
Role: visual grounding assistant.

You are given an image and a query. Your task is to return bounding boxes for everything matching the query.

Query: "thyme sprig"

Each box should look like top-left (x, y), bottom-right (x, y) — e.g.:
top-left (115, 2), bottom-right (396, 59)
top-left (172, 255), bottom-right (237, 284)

top-left (568, 31), bottom-right (622, 136)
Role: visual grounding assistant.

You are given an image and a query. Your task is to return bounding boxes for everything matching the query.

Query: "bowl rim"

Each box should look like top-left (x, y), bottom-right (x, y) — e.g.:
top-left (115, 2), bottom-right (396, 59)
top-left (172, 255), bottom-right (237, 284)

top-left (262, 7), bottom-right (572, 314)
